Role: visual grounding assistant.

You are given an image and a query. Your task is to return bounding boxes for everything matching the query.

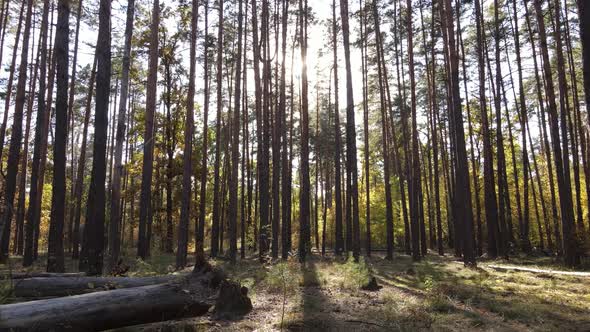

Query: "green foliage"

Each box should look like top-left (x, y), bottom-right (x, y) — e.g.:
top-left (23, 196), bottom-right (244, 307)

top-left (0, 280), bottom-right (12, 304)
top-left (415, 261), bottom-right (442, 289)
top-left (338, 255), bottom-right (371, 290)
top-left (264, 262), bottom-right (298, 294)
top-left (127, 256), bottom-right (174, 277)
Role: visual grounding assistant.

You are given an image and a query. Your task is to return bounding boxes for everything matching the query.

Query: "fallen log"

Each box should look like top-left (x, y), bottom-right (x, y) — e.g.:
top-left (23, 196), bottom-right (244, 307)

top-left (10, 274), bottom-right (183, 298)
top-left (5, 272), bottom-right (87, 279)
top-left (487, 264), bottom-right (590, 277)
top-left (0, 263), bottom-right (252, 331)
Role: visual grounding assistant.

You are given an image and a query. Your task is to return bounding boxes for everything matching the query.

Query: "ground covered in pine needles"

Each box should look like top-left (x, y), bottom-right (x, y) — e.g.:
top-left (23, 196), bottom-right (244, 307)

top-left (2, 252), bottom-right (590, 331)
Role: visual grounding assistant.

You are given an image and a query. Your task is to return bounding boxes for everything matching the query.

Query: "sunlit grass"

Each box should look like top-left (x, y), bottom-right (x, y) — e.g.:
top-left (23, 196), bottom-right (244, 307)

top-left (2, 251), bottom-right (589, 331)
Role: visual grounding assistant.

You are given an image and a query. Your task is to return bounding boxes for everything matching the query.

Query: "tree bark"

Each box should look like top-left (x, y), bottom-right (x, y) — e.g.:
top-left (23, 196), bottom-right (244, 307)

top-left (229, 0), bottom-right (243, 264)
top-left (11, 274), bottom-right (186, 298)
top-left (270, 0), bottom-right (281, 260)
top-left (0, 266), bottom-right (252, 331)
top-left (138, 0), bottom-right (159, 260)
top-left (533, 0), bottom-right (577, 267)
top-left (360, 0), bottom-right (371, 257)
top-left (82, 0), bottom-right (111, 275)
top-left (372, 0), bottom-right (393, 260)
top-left (73, 57), bottom-right (97, 265)
top-left (510, 0), bottom-right (531, 253)
top-left (23, 0), bottom-right (50, 267)
top-left (523, 0), bottom-right (560, 253)
top-left (299, 0), bottom-right (311, 261)
top-left (280, 0), bottom-right (291, 260)
top-left (340, 0), bottom-right (360, 260)
top-left (0, 0), bottom-right (25, 168)
top-left (0, 0), bottom-right (33, 264)
top-left (46, 0), bottom-right (70, 273)
top-left (332, 0), bottom-right (344, 256)
top-left (109, 0), bottom-right (135, 271)
top-left (406, 0), bottom-right (421, 262)
top-left (13, 24), bottom-right (40, 257)
top-left (196, 0), bottom-right (210, 262)
top-left (441, 0), bottom-right (476, 266)
top-left (579, 0), bottom-right (590, 126)
top-left (211, 0), bottom-right (224, 258)
top-left (65, 0), bottom-right (83, 252)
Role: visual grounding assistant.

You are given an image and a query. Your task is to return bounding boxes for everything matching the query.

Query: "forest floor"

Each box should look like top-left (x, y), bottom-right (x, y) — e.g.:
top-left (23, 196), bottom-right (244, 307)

top-left (2, 251), bottom-right (590, 331)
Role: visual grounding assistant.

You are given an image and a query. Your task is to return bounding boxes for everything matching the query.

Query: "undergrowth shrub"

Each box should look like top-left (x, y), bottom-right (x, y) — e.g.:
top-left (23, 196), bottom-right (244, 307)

top-left (265, 261), bottom-right (298, 294)
top-left (0, 280), bottom-right (12, 304)
top-left (339, 255), bottom-right (371, 289)
top-left (129, 258), bottom-right (159, 276)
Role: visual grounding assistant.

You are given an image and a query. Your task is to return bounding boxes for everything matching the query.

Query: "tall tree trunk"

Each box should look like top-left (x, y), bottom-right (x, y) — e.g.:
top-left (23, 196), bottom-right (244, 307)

top-left (532, 0), bottom-right (576, 266)
top-left (107, 78), bottom-right (119, 191)
top-left (138, 0), bottom-right (159, 260)
top-left (47, 0), bottom-right (70, 273)
top-left (549, 0), bottom-right (579, 266)
top-left (0, 0), bottom-right (32, 263)
top-left (240, 0), bottom-right (248, 259)
top-left (392, 0), bottom-right (411, 255)
top-left (280, 0), bottom-right (291, 260)
top-left (0, 0), bottom-right (25, 168)
top-left (492, 0), bottom-right (511, 256)
top-left (563, 0), bottom-right (587, 239)
top-left (299, 0), bottom-right (311, 262)
top-left (270, 0), bottom-right (281, 260)
top-left (340, 0), bottom-right (360, 261)
top-left (65, 0), bottom-right (83, 252)
top-left (372, 0), bottom-right (394, 260)
top-left (360, 0), bottom-right (371, 257)
top-left (579, 0), bottom-right (590, 126)
top-left (229, 0), bottom-right (243, 264)
top-left (251, 0), bottom-right (262, 258)
top-left (419, 1), bottom-right (435, 252)
top-left (82, 0), bottom-right (111, 275)
top-left (314, 90), bottom-right (320, 252)
top-left (441, 0), bottom-right (476, 266)
top-left (109, 0), bottom-right (135, 271)
top-left (524, 0), bottom-right (560, 253)
top-left (177, 0), bottom-right (197, 268)
top-left (24, 0), bottom-right (50, 267)
top-left (14, 29), bottom-right (40, 256)
top-left (456, 3), bottom-right (482, 257)
top-left (406, 0), bottom-right (421, 262)
top-left (428, 1), bottom-right (443, 256)
top-left (511, 0), bottom-right (531, 253)
top-left (475, 0), bottom-right (500, 258)
top-left (196, 0), bottom-right (210, 262)
top-left (0, 0), bottom-right (11, 76)
top-left (332, 0), bottom-right (344, 256)
top-left (211, 0), bottom-right (224, 258)
top-left (74, 57), bottom-right (97, 265)
top-left (527, 119), bottom-right (553, 249)
top-left (163, 44), bottom-right (176, 255)
top-left (35, 5), bottom-right (56, 262)
top-left (259, 0), bottom-right (271, 260)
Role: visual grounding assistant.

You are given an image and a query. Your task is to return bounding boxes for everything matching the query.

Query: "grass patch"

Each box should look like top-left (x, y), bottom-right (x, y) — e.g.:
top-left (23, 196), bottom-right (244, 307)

top-left (337, 255), bottom-right (371, 290)
top-left (265, 261), bottom-right (299, 294)
top-left (3, 252), bottom-right (590, 331)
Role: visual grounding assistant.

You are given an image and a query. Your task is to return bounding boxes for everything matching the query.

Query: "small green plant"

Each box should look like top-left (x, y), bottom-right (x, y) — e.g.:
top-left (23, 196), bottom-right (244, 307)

top-left (0, 260), bottom-right (14, 304)
top-left (265, 262), bottom-right (297, 294)
top-left (428, 293), bottom-right (453, 313)
top-left (423, 275), bottom-right (435, 291)
top-left (264, 262), bottom-right (298, 331)
top-left (339, 254), bottom-right (371, 290)
top-left (129, 258), bottom-right (159, 276)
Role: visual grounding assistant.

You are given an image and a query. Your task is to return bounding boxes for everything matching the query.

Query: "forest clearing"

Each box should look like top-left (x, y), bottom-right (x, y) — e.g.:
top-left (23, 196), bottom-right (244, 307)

top-left (2, 0), bottom-right (590, 329)
top-left (2, 252), bottom-right (590, 331)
